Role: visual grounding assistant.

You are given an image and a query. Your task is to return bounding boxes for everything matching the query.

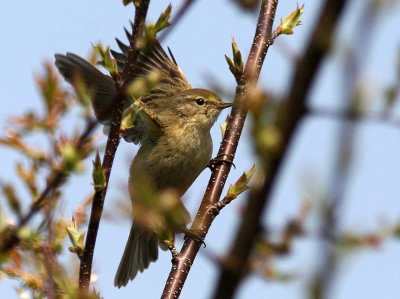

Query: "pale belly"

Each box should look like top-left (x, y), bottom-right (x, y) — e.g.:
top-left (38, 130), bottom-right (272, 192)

top-left (129, 131), bottom-right (212, 197)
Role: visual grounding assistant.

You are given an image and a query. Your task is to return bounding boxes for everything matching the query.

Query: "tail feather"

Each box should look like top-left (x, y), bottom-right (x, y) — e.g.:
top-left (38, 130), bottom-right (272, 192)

top-left (114, 223), bottom-right (159, 288)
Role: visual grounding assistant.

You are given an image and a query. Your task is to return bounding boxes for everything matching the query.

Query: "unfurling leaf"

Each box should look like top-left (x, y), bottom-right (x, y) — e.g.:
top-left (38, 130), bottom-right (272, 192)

top-left (277, 4), bottom-right (305, 35)
top-left (145, 5), bottom-right (172, 39)
top-left (92, 151), bottom-right (107, 192)
top-left (66, 216), bottom-right (85, 257)
top-left (93, 43), bottom-right (120, 81)
top-left (228, 165), bottom-right (256, 199)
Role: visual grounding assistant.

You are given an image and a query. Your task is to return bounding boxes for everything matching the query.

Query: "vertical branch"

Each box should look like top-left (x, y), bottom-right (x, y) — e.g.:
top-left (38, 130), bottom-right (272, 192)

top-left (212, 0), bottom-right (348, 298)
top-left (78, 0), bottom-right (150, 291)
top-left (161, 1), bottom-right (278, 298)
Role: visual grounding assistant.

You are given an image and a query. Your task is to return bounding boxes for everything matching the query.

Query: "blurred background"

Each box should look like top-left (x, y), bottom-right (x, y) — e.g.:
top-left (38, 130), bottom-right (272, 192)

top-left (1, 0), bottom-right (400, 298)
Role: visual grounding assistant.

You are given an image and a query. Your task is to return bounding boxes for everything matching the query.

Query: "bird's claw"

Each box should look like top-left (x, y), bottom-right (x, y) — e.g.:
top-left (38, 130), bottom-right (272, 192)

top-left (207, 153), bottom-right (235, 171)
top-left (168, 245), bottom-right (179, 262)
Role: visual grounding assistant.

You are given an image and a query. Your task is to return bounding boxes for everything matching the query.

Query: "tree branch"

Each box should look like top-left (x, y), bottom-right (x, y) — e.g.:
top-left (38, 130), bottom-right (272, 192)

top-left (78, 0), bottom-right (150, 291)
top-left (212, 0), bottom-right (348, 298)
top-left (161, 1), bottom-right (278, 298)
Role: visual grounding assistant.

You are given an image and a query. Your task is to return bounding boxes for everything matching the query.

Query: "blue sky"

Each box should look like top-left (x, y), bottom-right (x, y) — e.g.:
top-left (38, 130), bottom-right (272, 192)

top-left (1, 0), bottom-right (400, 298)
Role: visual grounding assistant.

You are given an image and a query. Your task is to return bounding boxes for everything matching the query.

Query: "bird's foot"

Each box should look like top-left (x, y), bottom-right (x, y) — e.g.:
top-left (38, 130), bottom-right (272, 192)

top-left (161, 239), bottom-right (180, 262)
top-left (168, 245), bottom-right (179, 262)
top-left (179, 227), bottom-right (206, 248)
top-left (207, 153), bottom-right (236, 171)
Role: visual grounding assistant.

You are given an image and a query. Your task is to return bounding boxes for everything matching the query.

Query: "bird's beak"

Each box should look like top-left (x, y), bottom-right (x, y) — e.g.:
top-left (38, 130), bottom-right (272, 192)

top-left (217, 102), bottom-right (234, 110)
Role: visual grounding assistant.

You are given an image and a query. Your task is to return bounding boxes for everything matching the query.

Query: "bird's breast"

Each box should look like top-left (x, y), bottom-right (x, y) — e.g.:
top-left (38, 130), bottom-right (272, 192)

top-left (130, 128), bottom-right (212, 196)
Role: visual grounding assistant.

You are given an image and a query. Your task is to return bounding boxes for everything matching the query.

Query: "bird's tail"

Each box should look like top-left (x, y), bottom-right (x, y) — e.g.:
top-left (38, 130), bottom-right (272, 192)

top-left (114, 222), bottom-right (159, 288)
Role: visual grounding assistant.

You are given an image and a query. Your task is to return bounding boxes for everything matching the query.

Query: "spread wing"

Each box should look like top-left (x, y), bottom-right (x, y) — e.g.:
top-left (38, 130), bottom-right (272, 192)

top-left (55, 25), bottom-right (191, 144)
top-left (111, 27), bottom-right (192, 102)
top-left (111, 34), bottom-right (192, 143)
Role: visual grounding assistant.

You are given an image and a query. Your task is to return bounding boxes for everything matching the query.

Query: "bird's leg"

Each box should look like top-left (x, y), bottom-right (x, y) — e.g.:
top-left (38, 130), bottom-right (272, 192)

top-left (207, 153), bottom-right (236, 171)
top-left (161, 237), bottom-right (179, 262)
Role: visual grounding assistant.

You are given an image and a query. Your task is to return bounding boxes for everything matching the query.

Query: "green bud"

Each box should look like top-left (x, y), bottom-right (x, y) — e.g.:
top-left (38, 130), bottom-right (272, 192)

top-left (225, 37), bottom-right (244, 82)
top-left (220, 120), bottom-right (228, 139)
top-left (231, 37), bottom-right (243, 73)
top-left (92, 151), bottom-right (107, 192)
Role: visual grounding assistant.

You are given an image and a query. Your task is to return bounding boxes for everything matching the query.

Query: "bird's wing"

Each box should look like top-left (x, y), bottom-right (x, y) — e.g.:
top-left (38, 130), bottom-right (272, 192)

top-left (111, 37), bottom-right (192, 102)
top-left (55, 27), bottom-right (191, 144)
top-left (54, 53), bottom-right (117, 125)
top-left (111, 37), bottom-right (192, 143)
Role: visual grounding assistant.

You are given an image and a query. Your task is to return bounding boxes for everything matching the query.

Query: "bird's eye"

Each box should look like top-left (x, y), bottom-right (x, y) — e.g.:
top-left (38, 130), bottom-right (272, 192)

top-left (195, 98), bottom-right (205, 106)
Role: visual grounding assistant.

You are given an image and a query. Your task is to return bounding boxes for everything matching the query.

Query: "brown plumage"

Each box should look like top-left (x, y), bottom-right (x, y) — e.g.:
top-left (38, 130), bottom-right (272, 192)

top-left (55, 35), bottom-right (232, 288)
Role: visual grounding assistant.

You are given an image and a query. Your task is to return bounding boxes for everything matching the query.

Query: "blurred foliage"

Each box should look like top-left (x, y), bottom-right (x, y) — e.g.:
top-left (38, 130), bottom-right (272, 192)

top-left (0, 61), bottom-right (99, 298)
top-left (231, 0), bottom-right (260, 11)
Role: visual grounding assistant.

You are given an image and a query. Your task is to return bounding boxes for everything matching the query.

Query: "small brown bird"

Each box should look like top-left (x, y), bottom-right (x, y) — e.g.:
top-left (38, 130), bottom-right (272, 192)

top-left (55, 36), bottom-right (232, 287)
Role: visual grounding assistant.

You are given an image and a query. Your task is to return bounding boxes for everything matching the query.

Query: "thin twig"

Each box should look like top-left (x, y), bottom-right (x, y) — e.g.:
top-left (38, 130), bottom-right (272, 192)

top-left (158, 0), bottom-right (196, 43)
top-left (78, 0), bottom-right (150, 291)
top-left (161, 1), bottom-right (278, 298)
top-left (0, 118), bottom-right (98, 253)
top-left (212, 0), bottom-right (348, 298)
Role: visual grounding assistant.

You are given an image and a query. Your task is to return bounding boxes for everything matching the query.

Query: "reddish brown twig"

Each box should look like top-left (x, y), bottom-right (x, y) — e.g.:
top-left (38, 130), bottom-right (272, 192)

top-left (78, 0), bottom-right (150, 291)
top-left (212, 0), bottom-right (349, 298)
top-left (160, 1), bottom-right (279, 298)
